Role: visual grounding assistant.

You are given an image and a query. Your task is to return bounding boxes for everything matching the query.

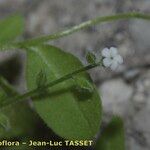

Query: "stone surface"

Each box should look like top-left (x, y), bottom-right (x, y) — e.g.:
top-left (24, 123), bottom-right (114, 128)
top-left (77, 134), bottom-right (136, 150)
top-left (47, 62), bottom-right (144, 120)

top-left (100, 79), bottom-right (133, 116)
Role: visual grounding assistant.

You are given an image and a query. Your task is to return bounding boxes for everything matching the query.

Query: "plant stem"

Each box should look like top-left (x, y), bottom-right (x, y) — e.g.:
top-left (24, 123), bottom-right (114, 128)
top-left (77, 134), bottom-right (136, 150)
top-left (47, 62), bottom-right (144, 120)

top-left (17, 12), bottom-right (150, 47)
top-left (0, 62), bottom-right (101, 109)
top-left (0, 76), bottom-right (18, 96)
top-left (1, 12), bottom-right (150, 107)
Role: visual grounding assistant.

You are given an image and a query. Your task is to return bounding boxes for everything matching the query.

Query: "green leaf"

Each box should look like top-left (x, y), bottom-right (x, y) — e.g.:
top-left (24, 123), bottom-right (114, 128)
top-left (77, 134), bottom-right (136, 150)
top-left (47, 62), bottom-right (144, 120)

top-left (0, 15), bottom-right (24, 47)
top-left (73, 76), bottom-right (94, 93)
top-left (0, 103), bottom-right (39, 138)
top-left (26, 45), bottom-right (102, 140)
top-left (0, 72), bottom-right (39, 139)
top-left (0, 113), bottom-right (10, 132)
top-left (95, 116), bottom-right (125, 150)
top-left (86, 51), bottom-right (96, 64)
top-left (0, 88), bottom-right (39, 138)
top-left (36, 69), bottom-right (47, 88)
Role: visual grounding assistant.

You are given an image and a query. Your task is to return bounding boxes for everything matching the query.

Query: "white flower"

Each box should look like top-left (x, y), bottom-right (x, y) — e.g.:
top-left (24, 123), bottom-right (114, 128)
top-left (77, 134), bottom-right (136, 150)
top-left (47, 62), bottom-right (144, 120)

top-left (101, 47), bottom-right (123, 71)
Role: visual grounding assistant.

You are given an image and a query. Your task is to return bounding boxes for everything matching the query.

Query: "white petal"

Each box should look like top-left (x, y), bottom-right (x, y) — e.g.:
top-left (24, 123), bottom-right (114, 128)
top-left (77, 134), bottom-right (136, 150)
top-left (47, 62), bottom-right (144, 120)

top-left (110, 61), bottom-right (118, 71)
top-left (110, 47), bottom-right (118, 57)
top-left (102, 48), bottom-right (110, 57)
top-left (115, 55), bottom-right (123, 64)
top-left (103, 58), bottom-right (112, 67)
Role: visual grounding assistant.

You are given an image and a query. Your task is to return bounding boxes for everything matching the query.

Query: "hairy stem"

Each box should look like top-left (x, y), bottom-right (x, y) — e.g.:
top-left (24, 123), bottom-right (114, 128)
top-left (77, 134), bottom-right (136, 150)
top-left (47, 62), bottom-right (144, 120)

top-left (0, 62), bottom-right (101, 109)
top-left (16, 12), bottom-right (150, 47)
top-left (1, 12), bottom-right (150, 108)
top-left (0, 76), bottom-right (18, 96)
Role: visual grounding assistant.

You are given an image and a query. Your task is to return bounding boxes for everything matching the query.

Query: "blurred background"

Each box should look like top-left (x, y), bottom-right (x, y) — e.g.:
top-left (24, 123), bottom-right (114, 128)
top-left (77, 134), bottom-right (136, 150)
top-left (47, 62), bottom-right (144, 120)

top-left (0, 0), bottom-right (150, 149)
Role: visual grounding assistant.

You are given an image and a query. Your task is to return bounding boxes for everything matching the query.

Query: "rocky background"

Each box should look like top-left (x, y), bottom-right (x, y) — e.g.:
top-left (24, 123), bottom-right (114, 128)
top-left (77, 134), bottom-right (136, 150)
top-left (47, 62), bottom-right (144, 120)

top-left (0, 0), bottom-right (150, 149)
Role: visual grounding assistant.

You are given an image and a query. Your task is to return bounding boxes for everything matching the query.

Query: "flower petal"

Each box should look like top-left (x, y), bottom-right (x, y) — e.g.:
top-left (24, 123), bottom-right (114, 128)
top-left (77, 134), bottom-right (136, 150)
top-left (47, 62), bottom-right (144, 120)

top-left (110, 47), bottom-right (118, 57)
top-left (102, 48), bottom-right (110, 57)
top-left (115, 55), bottom-right (123, 64)
top-left (110, 61), bottom-right (118, 71)
top-left (103, 58), bottom-right (112, 67)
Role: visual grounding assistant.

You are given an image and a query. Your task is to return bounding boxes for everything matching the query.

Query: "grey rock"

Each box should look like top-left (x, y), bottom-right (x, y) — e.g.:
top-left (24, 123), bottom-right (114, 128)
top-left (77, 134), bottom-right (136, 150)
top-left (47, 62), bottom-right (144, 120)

top-left (133, 70), bottom-right (150, 104)
top-left (127, 136), bottom-right (149, 150)
top-left (26, 0), bottom-right (117, 58)
top-left (99, 78), bottom-right (133, 116)
top-left (131, 107), bottom-right (150, 148)
top-left (129, 20), bottom-right (150, 51)
top-left (124, 68), bottom-right (140, 78)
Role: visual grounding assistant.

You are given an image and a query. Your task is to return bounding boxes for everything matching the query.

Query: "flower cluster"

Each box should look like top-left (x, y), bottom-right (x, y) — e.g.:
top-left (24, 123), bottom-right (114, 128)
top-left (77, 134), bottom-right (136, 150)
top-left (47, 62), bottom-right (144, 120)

top-left (101, 47), bottom-right (123, 71)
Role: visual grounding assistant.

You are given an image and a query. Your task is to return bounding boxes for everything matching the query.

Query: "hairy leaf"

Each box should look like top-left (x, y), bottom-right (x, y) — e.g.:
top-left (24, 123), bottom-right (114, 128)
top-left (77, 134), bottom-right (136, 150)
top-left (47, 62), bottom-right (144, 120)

top-left (0, 15), bottom-right (24, 47)
top-left (26, 45), bottom-right (102, 140)
top-left (86, 51), bottom-right (96, 64)
top-left (73, 76), bottom-right (94, 93)
top-left (0, 113), bottom-right (10, 131)
top-left (0, 103), bottom-right (39, 138)
top-left (0, 88), bottom-right (39, 138)
top-left (95, 116), bottom-right (125, 150)
top-left (36, 69), bottom-right (47, 88)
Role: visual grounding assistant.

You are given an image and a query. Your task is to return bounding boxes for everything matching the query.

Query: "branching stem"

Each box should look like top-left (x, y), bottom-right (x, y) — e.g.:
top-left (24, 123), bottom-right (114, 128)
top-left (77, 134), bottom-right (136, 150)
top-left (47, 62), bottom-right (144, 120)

top-left (1, 12), bottom-right (150, 109)
top-left (0, 62), bottom-right (100, 109)
top-left (16, 12), bottom-right (150, 47)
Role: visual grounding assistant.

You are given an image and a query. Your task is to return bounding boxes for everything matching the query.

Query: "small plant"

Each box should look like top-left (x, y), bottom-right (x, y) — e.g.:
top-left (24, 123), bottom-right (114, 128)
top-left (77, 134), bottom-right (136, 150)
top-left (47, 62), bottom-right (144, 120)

top-left (0, 12), bottom-right (150, 150)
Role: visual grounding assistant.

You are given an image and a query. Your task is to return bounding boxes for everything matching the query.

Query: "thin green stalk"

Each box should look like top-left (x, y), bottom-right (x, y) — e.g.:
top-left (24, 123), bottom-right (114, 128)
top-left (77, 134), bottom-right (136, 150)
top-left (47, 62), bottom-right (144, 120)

top-left (17, 12), bottom-right (150, 47)
top-left (0, 43), bottom-right (17, 51)
top-left (1, 12), bottom-right (150, 108)
top-left (0, 62), bottom-right (101, 109)
top-left (0, 76), bottom-right (18, 96)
